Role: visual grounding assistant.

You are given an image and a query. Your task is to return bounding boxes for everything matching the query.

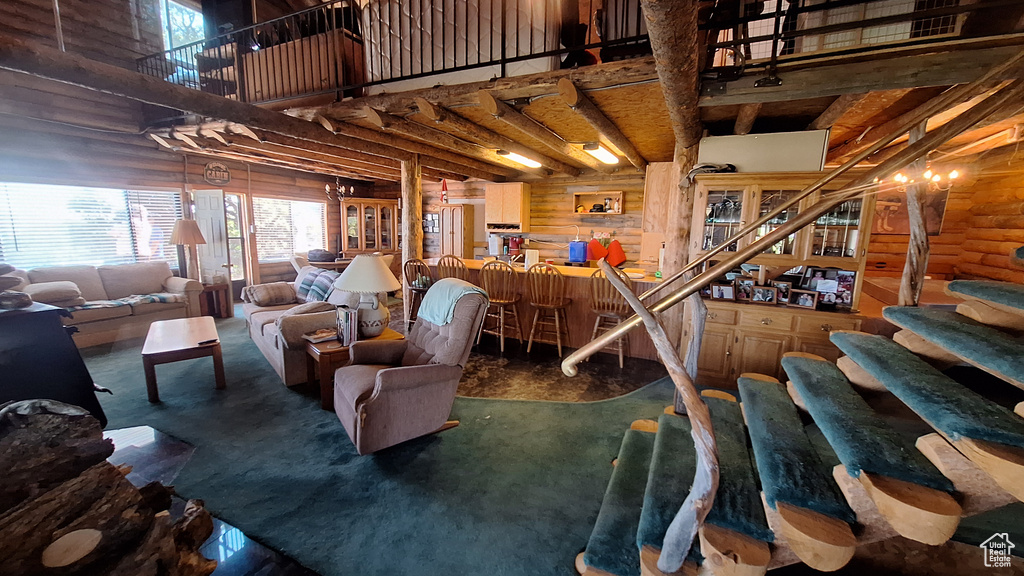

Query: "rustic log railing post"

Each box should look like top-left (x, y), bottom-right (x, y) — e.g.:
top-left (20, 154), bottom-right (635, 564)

top-left (898, 121), bottom-right (931, 306)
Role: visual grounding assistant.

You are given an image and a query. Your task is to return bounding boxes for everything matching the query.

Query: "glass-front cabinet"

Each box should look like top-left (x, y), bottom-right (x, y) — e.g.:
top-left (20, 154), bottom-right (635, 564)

top-left (340, 199), bottom-right (401, 256)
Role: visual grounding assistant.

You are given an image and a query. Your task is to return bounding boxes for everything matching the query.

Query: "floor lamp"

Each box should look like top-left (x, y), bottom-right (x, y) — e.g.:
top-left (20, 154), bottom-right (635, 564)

top-left (171, 219), bottom-right (207, 281)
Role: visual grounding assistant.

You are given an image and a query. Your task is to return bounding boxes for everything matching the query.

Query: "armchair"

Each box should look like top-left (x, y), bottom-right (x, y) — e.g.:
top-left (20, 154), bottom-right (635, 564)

top-left (333, 279), bottom-right (488, 455)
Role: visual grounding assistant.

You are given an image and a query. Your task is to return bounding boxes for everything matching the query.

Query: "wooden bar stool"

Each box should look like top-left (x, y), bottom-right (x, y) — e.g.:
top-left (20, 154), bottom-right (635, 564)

top-left (437, 254), bottom-right (469, 281)
top-left (477, 261), bottom-right (523, 352)
top-left (403, 258), bottom-right (434, 331)
top-left (590, 269), bottom-right (633, 368)
top-left (526, 264), bottom-right (572, 356)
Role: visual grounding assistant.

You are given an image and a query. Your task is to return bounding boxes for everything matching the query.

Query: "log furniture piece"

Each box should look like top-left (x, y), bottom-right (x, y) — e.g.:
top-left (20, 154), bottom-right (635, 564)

top-left (438, 203), bottom-right (475, 258)
top-left (332, 283), bottom-right (488, 455)
top-left (403, 258), bottom-right (434, 330)
top-left (141, 317), bottom-right (226, 403)
top-left (199, 282), bottom-right (233, 319)
top-left (526, 264), bottom-right (573, 357)
top-left (437, 255), bottom-right (470, 281)
top-left (0, 400), bottom-right (215, 576)
top-left (305, 327), bottom-right (404, 410)
top-left (485, 182), bottom-right (531, 234)
top-left (477, 261), bottom-right (524, 353)
top-left (589, 269), bottom-right (633, 369)
top-left (0, 303), bottom-right (107, 427)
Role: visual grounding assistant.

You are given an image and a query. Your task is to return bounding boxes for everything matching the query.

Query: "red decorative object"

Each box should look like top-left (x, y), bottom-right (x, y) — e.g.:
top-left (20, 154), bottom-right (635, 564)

top-left (605, 239), bottom-right (626, 267)
top-left (587, 238), bottom-right (608, 261)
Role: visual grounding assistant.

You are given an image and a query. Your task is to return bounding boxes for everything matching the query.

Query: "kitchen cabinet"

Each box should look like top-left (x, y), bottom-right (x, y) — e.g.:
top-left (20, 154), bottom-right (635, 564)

top-left (341, 199), bottom-right (401, 256)
top-left (439, 204), bottom-right (474, 258)
top-left (485, 182), bottom-right (531, 233)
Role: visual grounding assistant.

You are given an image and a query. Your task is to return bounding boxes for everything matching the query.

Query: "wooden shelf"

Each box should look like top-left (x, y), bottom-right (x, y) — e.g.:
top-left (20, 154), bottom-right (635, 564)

top-left (572, 191), bottom-right (623, 215)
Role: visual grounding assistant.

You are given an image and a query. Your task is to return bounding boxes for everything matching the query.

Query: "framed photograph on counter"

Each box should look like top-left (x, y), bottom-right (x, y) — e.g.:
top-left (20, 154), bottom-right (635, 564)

top-left (773, 281), bottom-right (792, 304)
top-left (789, 289), bottom-right (819, 309)
top-left (711, 283), bottom-right (735, 300)
top-left (751, 286), bottom-right (777, 305)
top-left (735, 278), bottom-right (755, 301)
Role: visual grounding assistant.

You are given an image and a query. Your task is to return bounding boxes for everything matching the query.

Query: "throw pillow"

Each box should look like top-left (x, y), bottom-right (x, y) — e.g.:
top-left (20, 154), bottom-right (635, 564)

top-left (306, 270), bottom-right (340, 302)
top-left (295, 268), bottom-right (325, 300)
top-left (278, 301), bottom-right (335, 318)
top-left (245, 282), bottom-right (298, 307)
top-left (23, 281), bottom-right (82, 304)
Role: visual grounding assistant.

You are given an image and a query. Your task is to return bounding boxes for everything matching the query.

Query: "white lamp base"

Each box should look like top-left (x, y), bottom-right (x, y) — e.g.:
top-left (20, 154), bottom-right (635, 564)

top-left (357, 294), bottom-right (390, 338)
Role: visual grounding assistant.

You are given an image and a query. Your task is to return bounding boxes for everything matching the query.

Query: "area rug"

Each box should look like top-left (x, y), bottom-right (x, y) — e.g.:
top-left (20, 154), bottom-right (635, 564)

top-left (81, 314), bottom-right (674, 576)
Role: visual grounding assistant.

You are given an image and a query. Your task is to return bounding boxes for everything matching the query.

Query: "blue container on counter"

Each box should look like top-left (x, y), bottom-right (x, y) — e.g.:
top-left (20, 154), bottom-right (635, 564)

top-left (569, 241), bottom-right (588, 263)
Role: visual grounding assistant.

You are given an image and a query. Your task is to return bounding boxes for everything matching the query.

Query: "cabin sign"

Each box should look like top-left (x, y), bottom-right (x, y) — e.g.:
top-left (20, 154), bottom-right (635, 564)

top-left (980, 533), bottom-right (1014, 568)
top-left (204, 162), bottom-right (231, 185)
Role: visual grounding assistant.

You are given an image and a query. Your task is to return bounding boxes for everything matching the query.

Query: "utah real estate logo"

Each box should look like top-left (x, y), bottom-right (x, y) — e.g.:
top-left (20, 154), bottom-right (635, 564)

top-left (980, 533), bottom-right (1014, 568)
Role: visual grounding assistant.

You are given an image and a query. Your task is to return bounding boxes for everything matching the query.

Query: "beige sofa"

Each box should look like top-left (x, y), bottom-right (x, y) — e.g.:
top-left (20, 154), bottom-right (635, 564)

top-left (241, 265), bottom-right (359, 387)
top-left (9, 262), bottom-right (203, 347)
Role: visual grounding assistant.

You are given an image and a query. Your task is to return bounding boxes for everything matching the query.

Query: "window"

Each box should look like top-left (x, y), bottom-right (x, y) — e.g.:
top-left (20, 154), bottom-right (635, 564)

top-left (160, 0), bottom-right (205, 50)
top-left (252, 198), bottom-right (326, 262)
top-left (0, 183), bottom-right (183, 269)
top-left (225, 194), bottom-right (246, 281)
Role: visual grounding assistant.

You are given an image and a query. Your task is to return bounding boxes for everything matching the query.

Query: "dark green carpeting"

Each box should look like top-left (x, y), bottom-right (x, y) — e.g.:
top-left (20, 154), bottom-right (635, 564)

top-left (947, 279), bottom-right (1024, 312)
top-left (81, 313), bottom-right (674, 576)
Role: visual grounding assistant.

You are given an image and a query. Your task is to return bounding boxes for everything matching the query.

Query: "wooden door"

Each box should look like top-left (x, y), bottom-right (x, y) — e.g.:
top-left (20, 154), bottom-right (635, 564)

top-left (735, 331), bottom-right (792, 381)
top-left (697, 326), bottom-right (735, 388)
top-left (451, 206), bottom-right (465, 257)
top-left (501, 184), bottom-right (522, 224)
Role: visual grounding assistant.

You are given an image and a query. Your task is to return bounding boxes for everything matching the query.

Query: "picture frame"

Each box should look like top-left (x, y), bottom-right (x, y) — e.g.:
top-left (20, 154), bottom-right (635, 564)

top-left (836, 270), bottom-right (856, 310)
top-left (711, 283), bottom-right (735, 301)
top-left (751, 286), bottom-right (777, 305)
top-left (734, 278), bottom-right (755, 301)
top-left (699, 284), bottom-right (713, 299)
top-left (789, 289), bottom-right (819, 310)
top-left (773, 281), bottom-right (792, 305)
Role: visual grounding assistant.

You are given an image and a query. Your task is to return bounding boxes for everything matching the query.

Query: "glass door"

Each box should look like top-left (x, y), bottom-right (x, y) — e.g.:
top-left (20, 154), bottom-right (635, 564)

top-left (754, 189), bottom-right (800, 256)
top-left (363, 204), bottom-right (377, 251)
top-left (702, 190), bottom-right (744, 252)
top-left (811, 199), bottom-right (862, 258)
top-left (344, 202), bottom-right (360, 252)
top-left (380, 204), bottom-right (393, 251)
top-left (224, 194), bottom-right (247, 297)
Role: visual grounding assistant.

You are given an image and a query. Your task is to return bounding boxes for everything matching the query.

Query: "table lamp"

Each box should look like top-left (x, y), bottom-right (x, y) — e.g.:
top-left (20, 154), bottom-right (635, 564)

top-left (170, 219), bottom-right (207, 281)
top-left (332, 254), bottom-right (402, 337)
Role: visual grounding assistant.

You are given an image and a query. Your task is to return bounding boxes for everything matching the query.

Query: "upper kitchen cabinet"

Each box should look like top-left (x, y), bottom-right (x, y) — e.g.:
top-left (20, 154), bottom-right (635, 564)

top-left (485, 183), bottom-right (530, 234)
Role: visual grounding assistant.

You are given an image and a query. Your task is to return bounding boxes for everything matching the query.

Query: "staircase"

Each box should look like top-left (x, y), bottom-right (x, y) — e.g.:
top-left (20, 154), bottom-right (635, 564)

top-left (576, 279), bottom-right (1024, 575)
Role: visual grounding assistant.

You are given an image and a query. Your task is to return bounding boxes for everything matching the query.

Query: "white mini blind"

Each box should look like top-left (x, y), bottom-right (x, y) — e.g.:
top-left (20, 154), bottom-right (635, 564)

top-left (0, 183), bottom-right (183, 269)
top-left (252, 197), bottom-right (326, 262)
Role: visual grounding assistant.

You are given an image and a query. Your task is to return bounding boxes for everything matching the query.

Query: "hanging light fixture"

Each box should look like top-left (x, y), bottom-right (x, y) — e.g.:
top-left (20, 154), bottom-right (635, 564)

top-left (583, 142), bottom-right (619, 165)
top-left (496, 149), bottom-right (542, 169)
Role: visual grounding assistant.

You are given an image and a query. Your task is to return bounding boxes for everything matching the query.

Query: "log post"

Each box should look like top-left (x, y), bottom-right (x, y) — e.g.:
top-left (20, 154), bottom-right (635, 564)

top-left (898, 121), bottom-right (931, 306)
top-left (402, 155), bottom-right (423, 325)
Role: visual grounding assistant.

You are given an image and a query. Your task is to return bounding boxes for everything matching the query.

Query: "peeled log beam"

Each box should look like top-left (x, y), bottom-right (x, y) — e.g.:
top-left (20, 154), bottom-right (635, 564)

top-left (733, 103), bottom-right (761, 135)
top-left (557, 78), bottom-right (648, 170)
top-left (413, 97), bottom-right (581, 176)
top-left (808, 93), bottom-right (868, 131)
top-left (477, 90), bottom-right (614, 173)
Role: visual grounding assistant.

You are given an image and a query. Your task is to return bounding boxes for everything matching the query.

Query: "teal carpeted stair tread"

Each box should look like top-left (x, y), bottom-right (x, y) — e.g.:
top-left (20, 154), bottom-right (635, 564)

top-left (737, 377), bottom-right (856, 524)
top-left (584, 429), bottom-right (657, 576)
top-left (830, 332), bottom-right (1024, 449)
top-left (636, 415), bottom-right (702, 564)
top-left (883, 306), bottom-right (1024, 382)
top-left (948, 279), bottom-right (1024, 312)
top-left (782, 356), bottom-right (955, 493)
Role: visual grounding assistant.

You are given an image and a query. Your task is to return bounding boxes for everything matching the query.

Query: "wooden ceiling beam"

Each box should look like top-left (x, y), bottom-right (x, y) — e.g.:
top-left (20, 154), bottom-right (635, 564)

top-left (476, 90), bottom-right (614, 173)
top-left (808, 93), bottom-right (868, 131)
top-left (733, 103), bottom-right (761, 135)
top-left (181, 145), bottom-right (384, 183)
top-left (413, 97), bottom-right (581, 176)
top-left (557, 78), bottom-right (647, 170)
top-left (363, 107), bottom-right (545, 176)
top-left (205, 134), bottom-right (405, 180)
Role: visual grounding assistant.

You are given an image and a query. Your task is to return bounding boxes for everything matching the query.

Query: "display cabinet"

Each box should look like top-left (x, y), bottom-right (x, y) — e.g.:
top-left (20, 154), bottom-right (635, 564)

top-left (341, 199), bottom-right (402, 256)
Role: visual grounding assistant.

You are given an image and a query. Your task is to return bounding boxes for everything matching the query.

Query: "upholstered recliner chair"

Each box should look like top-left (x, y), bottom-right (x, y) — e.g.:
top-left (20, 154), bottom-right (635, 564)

top-left (334, 279), bottom-right (488, 455)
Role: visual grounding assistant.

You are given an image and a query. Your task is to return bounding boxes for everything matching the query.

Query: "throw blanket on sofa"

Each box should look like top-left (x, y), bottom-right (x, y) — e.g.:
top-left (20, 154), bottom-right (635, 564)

top-left (69, 293), bottom-right (185, 310)
top-left (417, 278), bottom-right (488, 326)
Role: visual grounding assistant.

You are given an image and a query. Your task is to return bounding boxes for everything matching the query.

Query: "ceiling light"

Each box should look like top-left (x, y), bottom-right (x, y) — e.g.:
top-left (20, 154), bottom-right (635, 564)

top-left (583, 143), bottom-right (620, 165)
top-left (496, 150), bottom-right (542, 169)
top-left (949, 169), bottom-right (960, 179)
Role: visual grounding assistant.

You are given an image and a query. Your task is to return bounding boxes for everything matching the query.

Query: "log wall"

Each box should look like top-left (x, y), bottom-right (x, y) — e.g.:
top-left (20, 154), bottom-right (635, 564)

top-left (958, 166), bottom-right (1024, 283)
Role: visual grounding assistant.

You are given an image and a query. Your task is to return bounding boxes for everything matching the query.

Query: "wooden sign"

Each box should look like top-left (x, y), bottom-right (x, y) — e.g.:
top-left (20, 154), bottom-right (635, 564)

top-left (203, 162), bottom-right (231, 185)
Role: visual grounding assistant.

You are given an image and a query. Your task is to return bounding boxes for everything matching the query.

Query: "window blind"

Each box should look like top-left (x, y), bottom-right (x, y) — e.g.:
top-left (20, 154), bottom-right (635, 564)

top-left (0, 183), bottom-right (183, 269)
top-left (252, 197), bottom-right (326, 262)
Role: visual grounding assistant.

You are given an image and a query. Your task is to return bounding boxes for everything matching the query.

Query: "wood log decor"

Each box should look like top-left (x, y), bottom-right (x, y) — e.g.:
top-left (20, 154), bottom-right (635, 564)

top-left (0, 400), bottom-right (215, 576)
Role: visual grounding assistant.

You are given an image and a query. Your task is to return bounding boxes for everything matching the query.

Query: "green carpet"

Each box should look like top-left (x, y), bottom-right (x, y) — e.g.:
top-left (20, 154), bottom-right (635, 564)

top-left (947, 280), bottom-right (1024, 312)
top-left (81, 312), bottom-right (674, 576)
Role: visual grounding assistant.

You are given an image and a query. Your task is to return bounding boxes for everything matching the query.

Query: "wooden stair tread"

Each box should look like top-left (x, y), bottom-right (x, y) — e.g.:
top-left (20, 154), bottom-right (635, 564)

top-left (883, 306), bottom-right (1024, 389)
top-left (947, 279), bottom-right (1024, 313)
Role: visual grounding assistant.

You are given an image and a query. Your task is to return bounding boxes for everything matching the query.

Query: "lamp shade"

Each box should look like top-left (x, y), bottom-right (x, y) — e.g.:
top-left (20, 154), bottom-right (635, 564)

top-left (170, 219), bottom-right (207, 245)
top-left (333, 254), bottom-right (402, 294)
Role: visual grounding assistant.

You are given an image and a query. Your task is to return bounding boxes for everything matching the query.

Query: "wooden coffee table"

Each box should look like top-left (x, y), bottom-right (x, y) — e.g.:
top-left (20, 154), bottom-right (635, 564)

top-left (141, 317), bottom-right (225, 403)
top-left (306, 327), bottom-right (403, 410)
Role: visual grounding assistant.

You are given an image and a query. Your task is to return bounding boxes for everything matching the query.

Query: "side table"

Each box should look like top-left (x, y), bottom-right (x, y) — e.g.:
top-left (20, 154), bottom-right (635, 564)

top-left (306, 327), bottom-right (404, 410)
top-left (200, 282), bottom-right (233, 318)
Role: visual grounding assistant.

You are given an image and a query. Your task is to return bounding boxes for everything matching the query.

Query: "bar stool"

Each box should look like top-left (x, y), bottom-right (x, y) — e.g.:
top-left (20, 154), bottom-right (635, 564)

top-left (437, 254), bottom-right (469, 281)
top-left (477, 261), bottom-right (523, 352)
top-left (403, 258), bottom-right (434, 331)
top-left (590, 268), bottom-right (633, 368)
top-left (526, 264), bottom-right (572, 356)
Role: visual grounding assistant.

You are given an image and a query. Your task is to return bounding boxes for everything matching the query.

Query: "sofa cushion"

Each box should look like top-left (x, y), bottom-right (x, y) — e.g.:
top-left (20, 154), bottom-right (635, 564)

top-left (261, 322), bottom-right (283, 349)
top-left (295, 268), bottom-right (326, 300)
top-left (250, 309), bottom-right (290, 332)
top-left (64, 305), bottom-right (132, 325)
top-left (28, 266), bottom-right (107, 301)
top-left (242, 301), bottom-right (295, 320)
top-left (244, 282), bottom-right (298, 307)
top-left (306, 270), bottom-right (340, 302)
top-left (97, 262), bottom-right (172, 300)
top-left (23, 281), bottom-right (81, 304)
top-left (130, 301), bottom-right (187, 316)
top-left (334, 364), bottom-right (391, 407)
top-left (48, 297), bottom-right (87, 308)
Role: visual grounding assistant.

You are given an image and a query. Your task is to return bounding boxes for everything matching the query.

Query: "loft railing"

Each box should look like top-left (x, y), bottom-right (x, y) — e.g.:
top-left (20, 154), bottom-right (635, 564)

top-left (701, 0), bottom-right (1023, 81)
top-left (136, 0), bottom-right (649, 106)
